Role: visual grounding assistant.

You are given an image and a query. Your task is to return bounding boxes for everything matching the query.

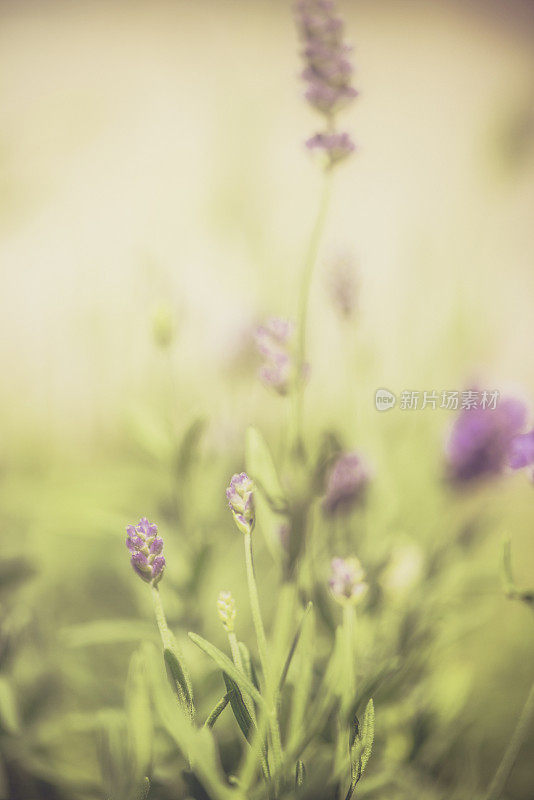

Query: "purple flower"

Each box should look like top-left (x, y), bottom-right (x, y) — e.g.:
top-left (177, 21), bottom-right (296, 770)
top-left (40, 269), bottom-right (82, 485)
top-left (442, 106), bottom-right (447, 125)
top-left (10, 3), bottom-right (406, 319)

top-left (126, 517), bottom-right (165, 584)
top-left (323, 451), bottom-right (370, 515)
top-left (329, 556), bottom-right (368, 605)
top-left (255, 317), bottom-right (305, 395)
top-left (296, 0), bottom-right (357, 165)
top-left (445, 397), bottom-right (527, 484)
top-left (226, 472), bottom-right (255, 535)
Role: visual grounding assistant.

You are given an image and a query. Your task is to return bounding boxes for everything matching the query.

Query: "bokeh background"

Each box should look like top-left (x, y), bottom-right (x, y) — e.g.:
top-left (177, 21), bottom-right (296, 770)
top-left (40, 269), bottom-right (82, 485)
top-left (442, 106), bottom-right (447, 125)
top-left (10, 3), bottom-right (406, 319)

top-left (1, 0), bottom-right (534, 798)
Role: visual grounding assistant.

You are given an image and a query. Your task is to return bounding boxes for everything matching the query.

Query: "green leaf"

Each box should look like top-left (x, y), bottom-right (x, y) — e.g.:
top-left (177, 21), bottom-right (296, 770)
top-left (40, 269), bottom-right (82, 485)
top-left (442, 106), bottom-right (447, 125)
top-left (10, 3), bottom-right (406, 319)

top-left (0, 677), bottom-right (19, 734)
top-left (222, 674), bottom-right (270, 782)
top-left (223, 673), bottom-right (254, 742)
top-left (245, 426), bottom-right (287, 512)
top-left (204, 694), bottom-right (230, 729)
top-left (164, 640), bottom-right (194, 720)
top-left (145, 643), bottom-right (237, 800)
top-left (188, 633), bottom-right (266, 710)
top-left (287, 605), bottom-right (315, 749)
top-left (346, 699), bottom-right (375, 800)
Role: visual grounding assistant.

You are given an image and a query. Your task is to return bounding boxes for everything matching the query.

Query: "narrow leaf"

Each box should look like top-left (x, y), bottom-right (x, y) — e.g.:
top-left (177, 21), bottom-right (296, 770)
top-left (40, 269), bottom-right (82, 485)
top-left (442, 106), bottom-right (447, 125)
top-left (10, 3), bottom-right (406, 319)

top-left (223, 673), bottom-right (254, 742)
top-left (204, 694), bottom-right (230, 729)
top-left (188, 633), bottom-right (266, 710)
top-left (164, 644), bottom-right (194, 720)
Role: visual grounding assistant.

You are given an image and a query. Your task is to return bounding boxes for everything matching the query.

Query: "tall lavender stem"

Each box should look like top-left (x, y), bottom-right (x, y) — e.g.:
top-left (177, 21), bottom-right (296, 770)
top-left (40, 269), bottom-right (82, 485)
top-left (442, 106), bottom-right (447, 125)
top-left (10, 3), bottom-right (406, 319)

top-left (293, 171), bottom-right (333, 454)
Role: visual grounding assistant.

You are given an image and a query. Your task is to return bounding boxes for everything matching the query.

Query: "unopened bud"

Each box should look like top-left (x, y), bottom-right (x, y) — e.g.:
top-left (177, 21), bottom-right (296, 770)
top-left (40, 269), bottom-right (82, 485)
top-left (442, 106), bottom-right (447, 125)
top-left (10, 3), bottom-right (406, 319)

top-left (217, 590), bottom-right (236, 633)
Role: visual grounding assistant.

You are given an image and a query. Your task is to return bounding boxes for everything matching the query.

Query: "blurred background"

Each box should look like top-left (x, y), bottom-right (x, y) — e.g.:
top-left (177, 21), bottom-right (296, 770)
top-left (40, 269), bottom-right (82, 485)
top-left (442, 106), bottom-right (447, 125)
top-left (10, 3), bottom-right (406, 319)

top-left (0, 0), bottom-right (534, 798)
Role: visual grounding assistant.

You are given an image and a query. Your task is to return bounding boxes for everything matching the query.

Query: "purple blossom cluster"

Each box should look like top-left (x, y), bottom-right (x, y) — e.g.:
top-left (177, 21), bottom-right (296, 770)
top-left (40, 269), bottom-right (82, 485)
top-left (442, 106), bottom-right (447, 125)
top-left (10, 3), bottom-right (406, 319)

top-left (446, 395), bottom-right (534, 484)
top-left (323, 451), bottom-right (370, 515)
top-left (296, 0), bottom-right (357, 167)
top-left (126, 517), bottom-right (165, 584)
top-left (226, 472), bottom-right (256, 535)
top-left (255, 317), bottom-right (297, 396)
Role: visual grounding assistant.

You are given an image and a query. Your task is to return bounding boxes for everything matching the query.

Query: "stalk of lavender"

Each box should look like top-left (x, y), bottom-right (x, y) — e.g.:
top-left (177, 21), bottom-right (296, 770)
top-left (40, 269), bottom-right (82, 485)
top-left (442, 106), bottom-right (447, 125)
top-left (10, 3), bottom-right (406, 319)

top-left (293, 0), bottom-right (358, 453)
top-left (126, 518), bottom-right (194, 720)
top-left (226, 475), bottom-right (284, 782)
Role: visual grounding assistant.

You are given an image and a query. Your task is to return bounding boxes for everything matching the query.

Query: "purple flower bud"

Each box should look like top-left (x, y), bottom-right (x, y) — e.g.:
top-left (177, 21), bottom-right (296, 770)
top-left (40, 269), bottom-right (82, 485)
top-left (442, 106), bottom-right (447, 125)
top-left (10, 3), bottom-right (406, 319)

top-left (445, 397), bottom-right (527, 484)
top-left (226, 473), bottom-right (255, 535)
top-left (126, 517), bottom-right (165, 584)
top-left (329, 556), bottom-right (368, 605)
top-left (323, 451), bottom-right (370, 515)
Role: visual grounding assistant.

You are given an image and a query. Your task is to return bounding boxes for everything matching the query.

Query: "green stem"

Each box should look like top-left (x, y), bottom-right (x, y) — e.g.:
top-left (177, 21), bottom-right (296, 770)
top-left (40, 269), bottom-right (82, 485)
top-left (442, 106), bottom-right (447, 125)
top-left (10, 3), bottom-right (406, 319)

top-left (484, 680), bottom-right (534, 800)
top-left (244, 533), bottom-right (269, 674)
top-left (342, 604), bottom-right (355, 717)
top-left (243, 531), bottom-right (283, 780)
top-left (293, 171), bottom-right (333, 454)
top-left (151, 584), bottom-right (172, 648)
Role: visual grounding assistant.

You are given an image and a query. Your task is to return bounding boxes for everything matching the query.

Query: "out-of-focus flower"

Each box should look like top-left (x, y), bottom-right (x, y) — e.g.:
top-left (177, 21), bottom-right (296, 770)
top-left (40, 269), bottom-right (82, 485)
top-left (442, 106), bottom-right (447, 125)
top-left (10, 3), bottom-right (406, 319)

top-left (226, 472), bottom-right (255, 535)
top-left (325, 250), bottom-right (359, 319)
top-left (306, 131), bottom-right (355, 165)
top-left (126, 517), bottom-right (165, 584)
top-left (329, 556), bottom-right (368, 605)
top-left (296, 0), bottom-right (357, 167)
top-left (255, 317), bottom-right (306, 395)
top-left (323, 451), bottom-right (370, 515)
top-left (445, 397), bottom-right (527, 484)
top-left (217, 590), bottom-right (236, 633)
top-left (508, 429), bottom-right (534, 470)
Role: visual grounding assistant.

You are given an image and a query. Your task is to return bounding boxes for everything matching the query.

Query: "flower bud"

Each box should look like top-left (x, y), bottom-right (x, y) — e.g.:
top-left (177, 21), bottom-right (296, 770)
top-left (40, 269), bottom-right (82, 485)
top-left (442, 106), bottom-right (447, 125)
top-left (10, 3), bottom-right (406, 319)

top-left (217, 590), bottom-right (236, 633)
top-left (226, 472), bottom-right (255, 535)
top-left (329, 556), bottom-right (368, 606)
top-left (126, 517), bottom-right (166, 584)
top-left (322, 452), bottom-right (370, 516)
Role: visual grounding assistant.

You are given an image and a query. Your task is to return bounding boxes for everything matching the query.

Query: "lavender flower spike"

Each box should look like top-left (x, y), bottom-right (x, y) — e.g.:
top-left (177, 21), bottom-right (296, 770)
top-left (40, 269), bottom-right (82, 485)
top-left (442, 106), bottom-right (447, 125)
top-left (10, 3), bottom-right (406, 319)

top-left (323, 451), bottom-right (370, 515)
top-left (296, 0), bottom-right (358, 167)
top-left (126, 517), bottom-right (165, 584)
top-left (226, 472), bottom-right (256, 535)
top-left (329, 556), bottom-right (368, 605)
top-left (445, 397), bottom-right (527, 484)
